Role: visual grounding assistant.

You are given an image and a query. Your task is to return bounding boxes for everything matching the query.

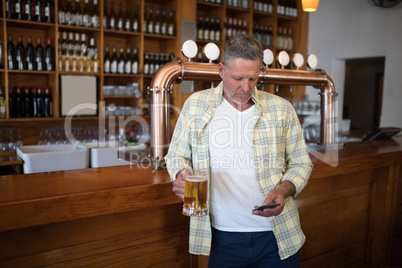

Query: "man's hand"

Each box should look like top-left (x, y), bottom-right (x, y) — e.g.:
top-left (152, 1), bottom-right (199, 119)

top-left (252, 180), bottom-right (296, 217)
top-left (172, 168), bottom-right (193, 201)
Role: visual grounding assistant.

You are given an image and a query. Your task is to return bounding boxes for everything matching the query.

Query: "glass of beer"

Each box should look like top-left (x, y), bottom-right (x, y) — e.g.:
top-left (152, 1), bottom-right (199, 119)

top-left (182, 175), bottom-right (208, 217)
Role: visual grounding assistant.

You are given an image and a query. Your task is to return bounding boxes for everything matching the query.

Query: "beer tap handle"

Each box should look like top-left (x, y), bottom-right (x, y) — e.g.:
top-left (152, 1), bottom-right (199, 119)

top-left (203, 43), bottom-right (220, 88)
top-left (306, 54), bottom-right (318, 71)
top-left (181, 40), bottom-right (198, 62)
top-left (290, 53), bottom-right (304, 93)
top-left (262, 49), bottom-right (274, 91)
top-left (276, 51), bottom-right (290, 93)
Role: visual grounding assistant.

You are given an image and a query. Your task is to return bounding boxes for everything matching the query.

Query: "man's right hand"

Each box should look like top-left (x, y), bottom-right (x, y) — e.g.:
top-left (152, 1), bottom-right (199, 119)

top-left (172, 168), bottom-right (193, 201)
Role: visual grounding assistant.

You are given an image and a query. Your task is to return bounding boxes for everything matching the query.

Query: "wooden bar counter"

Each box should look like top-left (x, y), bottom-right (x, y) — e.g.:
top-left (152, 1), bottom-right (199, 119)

top-left (1, 139), bottom-right (402, 267)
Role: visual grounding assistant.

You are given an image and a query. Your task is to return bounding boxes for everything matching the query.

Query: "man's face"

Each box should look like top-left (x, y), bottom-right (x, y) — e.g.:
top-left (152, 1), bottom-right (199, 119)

top-left (218, 57), bottom-right (260, 107)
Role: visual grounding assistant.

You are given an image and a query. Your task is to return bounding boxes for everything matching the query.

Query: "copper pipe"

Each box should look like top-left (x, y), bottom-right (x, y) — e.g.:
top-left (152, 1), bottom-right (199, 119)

top-left (149, 59), bottom-right (337, 169)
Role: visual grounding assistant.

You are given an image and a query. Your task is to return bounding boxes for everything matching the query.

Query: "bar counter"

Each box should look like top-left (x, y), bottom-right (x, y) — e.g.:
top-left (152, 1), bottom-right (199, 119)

top-left (1, 139), bottom-right (402, 267)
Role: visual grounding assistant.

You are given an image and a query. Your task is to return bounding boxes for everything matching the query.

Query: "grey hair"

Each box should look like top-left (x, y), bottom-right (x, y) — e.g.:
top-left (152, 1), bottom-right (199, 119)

top-left (221, 34), bottom-right (264, 68)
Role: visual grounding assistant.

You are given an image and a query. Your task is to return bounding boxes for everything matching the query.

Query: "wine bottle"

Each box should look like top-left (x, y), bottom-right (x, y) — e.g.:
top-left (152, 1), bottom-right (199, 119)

top-left (35, 0), bottom-right (44, 22)
top-left (75, 0), bottom-right (83, 26)
top-left (80, 33), bottom-right (87, 56)
top-left (109, 1), bottom-right (116, 30)
top-left (91, 0), bottom-right (100, 27)
top-left (124, 4), bottom-right (131, 31)
top-left (147, 7), bottom-right (154, 34)
top-left (209, 17), bottom-right (215, 41)
top-left (117, 46), bottom-right (125, 74)
top-left (36, 87), bottom-right (44, 117)
top-left (117, 2), bottom-right (123, 30)
top-left (36, 36), bottom-right (45, 71)
top-left (143, 53), bottom-right (149, 75)
top-left (8, 87), bottom-right (16, 118)
top-left (143, 6), bottom-right (147, 33)
top-left (7, 34), bottom-right (16, 70)
top-left (45, 37), bottom-right (55, 71)
top-left (110, 45), bottom-right (118, 73)
top-left (44, 0), bottom-right (53, 23)
top-left (197, 16), bottom-right (204, 40)
top-left (132, 4), bottom-right (139, 32)
top-left (167, 10), bottom-right (175, 36)
top-left (15, 0), bottom-right (23, 20)
top-left (160, 9), bottom-right (167, 35)
top-left (15, 87), bottom-right (24, 117)
top-left (92, 47), bottom-right (99, 73)
top-left (154, 8), bottom-right (161, 35)
top-left (103, 0), bottom-right (109, 29)
top-left (82, 0), bottom-right (90, 27)
top-left (6, 0), bottom-right (16, 19)
top-left (203, 16), bottom-right (210, 41)
top-left (104, 44), bottom-right (110, 73)
top-left (65, 0), bottom-right (73, 25)
top-left (44, 87), bottom-right (52, 117)
top-left (16, 35), bottom-right (26, 70)
top-left (215, 18), bottom-right (222, 42)
top-left (0, 86), bottom-right (6, 119)
top-left (31, 87), bottom-right (38, 117)
top-left (58, 0), bottom-right (65, 24)
top-left (23, 87), bottom-right (33, 117)
top-left (26, 36), bottom-right (35, 70)
top-left (125, 46), bottom-right (131, 74)
top-left (131, 47), bottom-right (139, 74)
top-left (88, 37), bottom-right (95, 60)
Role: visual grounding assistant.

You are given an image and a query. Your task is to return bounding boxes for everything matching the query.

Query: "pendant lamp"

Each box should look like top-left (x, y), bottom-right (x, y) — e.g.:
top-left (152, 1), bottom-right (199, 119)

top-left (302, 0), bottom-right (320, 12)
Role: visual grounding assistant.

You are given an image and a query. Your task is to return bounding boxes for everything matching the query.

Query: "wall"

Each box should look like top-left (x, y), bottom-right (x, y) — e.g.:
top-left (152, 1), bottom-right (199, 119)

top-left (306, 0), bottom-right (402, 129)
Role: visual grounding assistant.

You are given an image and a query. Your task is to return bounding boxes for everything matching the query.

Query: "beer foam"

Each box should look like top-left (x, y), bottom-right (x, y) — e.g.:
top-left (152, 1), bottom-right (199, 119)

top-left (185, 175), bottom-right (207, 182)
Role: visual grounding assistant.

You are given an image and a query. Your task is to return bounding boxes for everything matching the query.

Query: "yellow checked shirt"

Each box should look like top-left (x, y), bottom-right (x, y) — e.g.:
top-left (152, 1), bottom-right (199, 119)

top-left (165, 82), bottom-right (313, 260)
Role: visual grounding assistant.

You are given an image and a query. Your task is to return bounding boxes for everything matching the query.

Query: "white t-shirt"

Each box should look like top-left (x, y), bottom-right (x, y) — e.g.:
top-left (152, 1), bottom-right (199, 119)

top-left (209, 98), bottom-right (272, 232)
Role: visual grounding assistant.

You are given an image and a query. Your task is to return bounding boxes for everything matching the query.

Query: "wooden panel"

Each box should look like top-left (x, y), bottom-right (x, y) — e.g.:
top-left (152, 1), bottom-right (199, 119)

top-left (390, 165), bottom-right (402, 266)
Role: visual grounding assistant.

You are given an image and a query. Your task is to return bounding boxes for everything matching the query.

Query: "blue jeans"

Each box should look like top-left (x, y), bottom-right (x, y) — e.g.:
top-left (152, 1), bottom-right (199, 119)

top-left (209, 227), bottom-right (300, 268)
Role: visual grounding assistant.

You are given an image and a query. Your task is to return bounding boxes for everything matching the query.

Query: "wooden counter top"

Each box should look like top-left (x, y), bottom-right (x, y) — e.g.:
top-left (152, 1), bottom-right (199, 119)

top-left (1, 139), bottom-right (401, 233)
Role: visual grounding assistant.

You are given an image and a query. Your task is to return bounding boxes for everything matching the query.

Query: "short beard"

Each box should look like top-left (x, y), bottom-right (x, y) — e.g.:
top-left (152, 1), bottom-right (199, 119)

top-left (222, 70), bottom-right (252, 105)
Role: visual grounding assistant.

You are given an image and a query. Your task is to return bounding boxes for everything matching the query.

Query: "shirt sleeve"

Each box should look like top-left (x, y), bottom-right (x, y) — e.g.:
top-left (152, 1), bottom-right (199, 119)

top-left (282, 106), bottom-right (313, 197)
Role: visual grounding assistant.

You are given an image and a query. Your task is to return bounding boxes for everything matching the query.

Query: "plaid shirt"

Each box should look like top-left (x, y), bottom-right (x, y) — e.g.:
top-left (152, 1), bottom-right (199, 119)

top-left (165, 82), bottom-right (313, 260)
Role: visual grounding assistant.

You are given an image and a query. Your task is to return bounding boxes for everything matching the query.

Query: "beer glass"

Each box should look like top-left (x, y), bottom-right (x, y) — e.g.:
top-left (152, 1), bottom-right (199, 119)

top-left (182, 175), bottom-right (208, 217)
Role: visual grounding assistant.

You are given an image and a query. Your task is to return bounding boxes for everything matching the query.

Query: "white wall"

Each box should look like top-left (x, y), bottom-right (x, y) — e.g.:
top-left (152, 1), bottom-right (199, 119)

top-left (306, 0), bottom-right (402, 128)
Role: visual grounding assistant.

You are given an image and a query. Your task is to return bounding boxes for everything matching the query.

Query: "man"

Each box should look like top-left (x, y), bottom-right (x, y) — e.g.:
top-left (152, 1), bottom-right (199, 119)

top-left (165, 34), bottom-right (313, 267)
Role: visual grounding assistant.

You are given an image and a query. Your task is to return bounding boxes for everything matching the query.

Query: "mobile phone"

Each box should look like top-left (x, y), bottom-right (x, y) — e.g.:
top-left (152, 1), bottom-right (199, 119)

top-left (252, 203), bottom-right (280, 211)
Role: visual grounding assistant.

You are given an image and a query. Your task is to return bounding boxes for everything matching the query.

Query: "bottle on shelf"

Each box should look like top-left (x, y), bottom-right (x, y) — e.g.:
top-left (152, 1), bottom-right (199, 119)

top-left (36, 37), bottom-right (45, 71)
top-left (15, 0), bottom-right (23, 20)
top-left (168, 10), bottom-right (175, 36)
top-left (109, 1), bottom-right (116, 30)
top-left (7, 34), bottom-right (16, 70)
top-left (15, 87), bottom-right (24, 117)
top-left (25, 0), bottom-right (35, 20)
top-left (215, 18), bottom-right (222, 41)
top-left (117, 46), bottom-right (125, 74)
top-left (143, 53), bottom-right (150, 75)
top-left (65, 0), bottom-right (73, 25)
top-left (203, 16), bottom-right (210, 41)
top-left (25, 36), bottom-right (35, 71)
top-left (58, 0), bottom-right (65, 24)
top-left (117, 2), bottom-right (124, 31)
top-left (35, 0), bottom-right (44, 22)
top-left (6, 0), bottom-right (16, 19)
top-left (131, 47), bottom-right (139, 74)
top-left (103, 0), bottom-right (109, 29)
top-left (209, 17), bottom-right (215, 41)
top-left (75, 0), bottom-right (83, 26)
top-left (16, 35), bottom-right (26, 70)
top-left (125, 4), bottom-right (131, 31)
top-left (71, 33), bottom-right (80, 72)
top-left (23, 87), bottom-right (33, 117)
top-left (91, 0), bottom-right (100, 27)
top-left (149, 53), bottom-right (155, 75)
top-left (45, 37), bottom-right (55, 71)
top-left (110, 45), bottom-right (118, 73)
top-left (132, 4), bottom-right (140, 32)
top-left (92, 48), bottom-right (99, 73)
top-left (161, 9), bottom-right (167, 35)
top-left (0, 86), bottom-right (6, 119)
top-left (36, 87), bottom-right (44, 117)
top-left (44, 0), bottom-right (53, 23)
top-left (8, 87), bottom-right (16, 118)
top-left (103, 45), bottom-right (110, 73)
top-left (143, 6), bottom-right (147, 33)
top-left (147, 7), bottom-right (154, 34)
top-left (44, 87), bottom-right (52, 117)
top-left (197, 16), bottom-right (204, 40)
top-left (154, 8), bottom-right (161, 35)
top-left (31, 87), bottom-right (38, 117)
top-left (83, 0), bottom-right (91, 27)
top-left (125, 46), bottom-right (131, 74)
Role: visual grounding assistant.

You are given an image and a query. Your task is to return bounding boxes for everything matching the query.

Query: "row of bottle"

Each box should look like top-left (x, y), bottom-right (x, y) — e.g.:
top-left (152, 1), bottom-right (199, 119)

top-left (227, 0), bottom-right (250, 9)
top-left (7, 34), bottom-right (55, 71)
top-left (277, 0), bottom-right (298, 18)
top-left (197, 16), bottom-right (222, 42)
top-left (143, 6), bottom-right (175, 36)
top-left (0, 86), bottom-right (6, 119)
top-left (8, 86), bottom-right (53, 118)
top-left (58, 32), bottom-right (100, 72)
top-left (103, 1), bottom-right (139, 31)
top-left (277, 27), bottom-right (293, 51)
top-left (104, 45), bottom-right (139, 74)
top-left (59, 0), bottom-right (100, 27)
top-left (224, 17), bottom-right (248, 42)
top-left (197, 0), bottom-right (223, 4)
top-left (253, 0), bottom-right (273, 13)
top-left (253, 24), bottom-right (274, 48)
top-left (5, 0), bottom-right (54, 22)
top-left (143, 52), bottom-right (172, 76)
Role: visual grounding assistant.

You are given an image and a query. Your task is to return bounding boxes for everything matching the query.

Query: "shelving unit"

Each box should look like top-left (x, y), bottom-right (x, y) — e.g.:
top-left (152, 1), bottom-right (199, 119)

top-left (0, 0), bottom-right (308, 145)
